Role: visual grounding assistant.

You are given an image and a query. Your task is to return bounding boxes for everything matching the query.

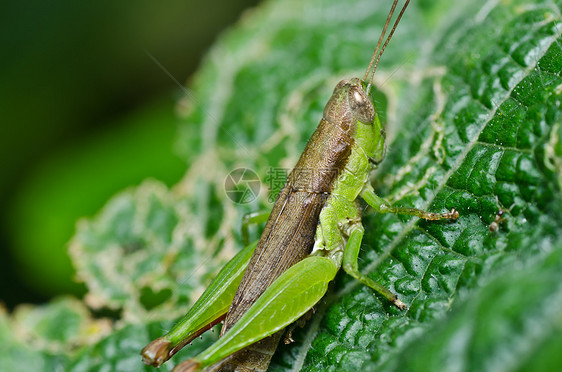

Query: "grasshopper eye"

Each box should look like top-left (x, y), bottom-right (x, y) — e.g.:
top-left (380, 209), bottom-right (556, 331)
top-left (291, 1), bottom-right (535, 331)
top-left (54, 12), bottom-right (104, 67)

top-left (349, 86), bottom-right (375, 124)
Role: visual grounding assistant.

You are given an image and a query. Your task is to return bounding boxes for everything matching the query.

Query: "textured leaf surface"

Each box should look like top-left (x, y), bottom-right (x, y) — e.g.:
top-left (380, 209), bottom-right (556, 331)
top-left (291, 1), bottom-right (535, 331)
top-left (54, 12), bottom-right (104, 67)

top-left (3, 0), bottom-right (561, 371)
top-left (69, 180), bottom-right (203, 320)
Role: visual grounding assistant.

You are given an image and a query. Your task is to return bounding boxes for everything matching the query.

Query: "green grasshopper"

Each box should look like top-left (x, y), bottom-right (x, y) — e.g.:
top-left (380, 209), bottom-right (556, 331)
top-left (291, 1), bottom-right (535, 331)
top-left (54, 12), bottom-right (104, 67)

top-left (141, 0), bottom-right (458, 370)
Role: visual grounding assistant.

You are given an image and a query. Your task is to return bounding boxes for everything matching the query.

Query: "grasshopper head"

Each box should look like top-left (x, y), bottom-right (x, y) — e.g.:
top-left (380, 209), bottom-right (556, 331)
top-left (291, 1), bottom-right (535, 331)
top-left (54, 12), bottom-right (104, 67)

top-left (323, 78), bottom-right (375, 131)
top-left (323, 78), bottom-right (384, 163)
top-left (347, 78), bottom-right (376, 125)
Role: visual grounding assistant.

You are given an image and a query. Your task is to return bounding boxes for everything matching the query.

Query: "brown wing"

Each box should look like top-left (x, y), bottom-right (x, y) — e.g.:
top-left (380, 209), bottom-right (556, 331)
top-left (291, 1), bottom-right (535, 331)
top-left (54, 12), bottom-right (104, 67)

top-left (221, 117), bottom-right (354, 333)
top-left (221, 185), bottom-right (327, 332)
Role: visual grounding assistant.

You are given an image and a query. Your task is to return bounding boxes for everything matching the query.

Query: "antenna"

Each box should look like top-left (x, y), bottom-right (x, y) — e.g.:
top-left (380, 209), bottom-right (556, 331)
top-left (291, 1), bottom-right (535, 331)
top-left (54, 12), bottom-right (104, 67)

top-left (363, 0), bottom-right (411, 93)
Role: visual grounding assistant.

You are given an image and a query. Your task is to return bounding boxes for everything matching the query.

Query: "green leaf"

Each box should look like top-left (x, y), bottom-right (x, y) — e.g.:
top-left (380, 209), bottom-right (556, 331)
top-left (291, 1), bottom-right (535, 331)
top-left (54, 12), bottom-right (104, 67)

top-left (69, 180), bottom-right (203, 320)
top-left (375, 245), bottom-right (562, 372)
top-left (3, 0), bottom-right (561, 371)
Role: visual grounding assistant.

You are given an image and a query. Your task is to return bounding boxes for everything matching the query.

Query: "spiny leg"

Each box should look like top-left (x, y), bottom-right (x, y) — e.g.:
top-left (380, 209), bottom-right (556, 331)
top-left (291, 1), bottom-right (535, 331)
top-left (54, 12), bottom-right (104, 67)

top-left (361, 185), bottom-right (459, 220)
top-left (342, 224), bottom-right (406, 310)
top-left (344, 186), bottom-right (458, 309)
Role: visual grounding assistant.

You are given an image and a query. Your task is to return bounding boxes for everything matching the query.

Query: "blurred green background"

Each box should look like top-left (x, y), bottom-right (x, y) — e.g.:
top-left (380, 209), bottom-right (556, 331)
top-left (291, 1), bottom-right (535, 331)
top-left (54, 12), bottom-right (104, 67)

top-left (0, 0), bottom-right (260, 309)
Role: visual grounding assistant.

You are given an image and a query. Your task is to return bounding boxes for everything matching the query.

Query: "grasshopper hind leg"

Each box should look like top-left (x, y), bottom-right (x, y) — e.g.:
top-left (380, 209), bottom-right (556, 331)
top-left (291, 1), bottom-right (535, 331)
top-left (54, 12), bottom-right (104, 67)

top-left (206, 331), bottom-right (284, 372)
top-left (172, 256), bottom-right (339, 372)
top-left (141, 241), bottom-right (257, 367)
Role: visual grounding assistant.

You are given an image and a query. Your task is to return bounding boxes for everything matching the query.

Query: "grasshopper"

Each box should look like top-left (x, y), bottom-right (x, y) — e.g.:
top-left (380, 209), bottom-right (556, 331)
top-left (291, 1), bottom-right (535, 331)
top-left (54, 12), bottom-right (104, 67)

top-left (141, 0), bottom-right (458, 370)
